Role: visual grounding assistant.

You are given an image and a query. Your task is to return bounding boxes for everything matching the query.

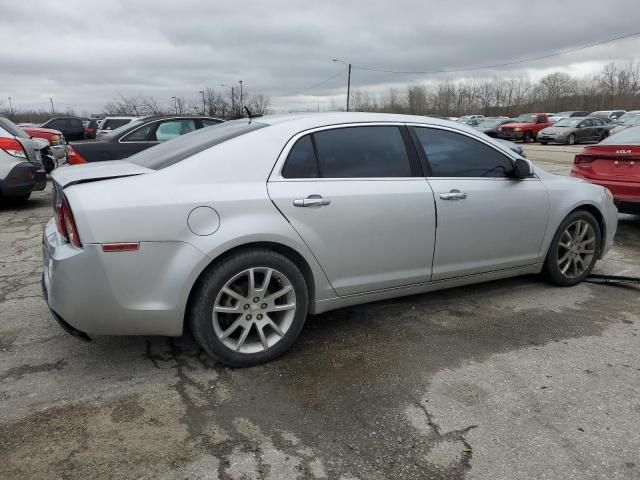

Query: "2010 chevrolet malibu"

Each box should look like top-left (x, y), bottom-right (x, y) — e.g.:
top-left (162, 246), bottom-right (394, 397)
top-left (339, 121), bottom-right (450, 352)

top-left (42, 113), bottom-right (618, 366)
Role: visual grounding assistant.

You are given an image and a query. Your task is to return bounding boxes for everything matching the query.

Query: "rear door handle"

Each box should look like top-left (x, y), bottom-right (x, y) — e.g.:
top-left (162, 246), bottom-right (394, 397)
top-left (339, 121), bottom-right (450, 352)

top-left (439, 189), bottom-right (467, 201)
top-left (293, 195), bottom-right (331, 207)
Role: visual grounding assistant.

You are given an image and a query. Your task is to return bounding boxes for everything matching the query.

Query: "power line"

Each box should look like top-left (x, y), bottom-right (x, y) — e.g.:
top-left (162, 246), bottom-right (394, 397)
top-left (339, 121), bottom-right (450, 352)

top-left (285, 68), bottom-right (347, 97)
top-left (351, 30), bottom-right (640, 75)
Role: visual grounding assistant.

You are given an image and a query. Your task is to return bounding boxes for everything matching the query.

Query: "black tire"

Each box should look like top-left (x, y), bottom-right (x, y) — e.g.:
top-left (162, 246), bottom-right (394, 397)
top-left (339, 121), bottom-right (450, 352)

top-left (543, 210), bottom-right (601, 287)
top-left (523, 131), bottom-right (533, 143)
top-left (12, 193), bottom-right (31, 202)
top-left (540, 141), bottom-right (548, 145)
top-left (566, 133), bottom-right (576, 145)
top-left (188, 248), bottom-right (309, 367)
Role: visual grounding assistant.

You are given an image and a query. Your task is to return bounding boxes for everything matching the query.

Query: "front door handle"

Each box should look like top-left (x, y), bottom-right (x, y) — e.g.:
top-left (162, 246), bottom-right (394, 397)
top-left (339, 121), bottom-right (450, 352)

top-left (293, 195), bottom-right (331, 207)
top-left (439, 189), bottom-right (467, 201)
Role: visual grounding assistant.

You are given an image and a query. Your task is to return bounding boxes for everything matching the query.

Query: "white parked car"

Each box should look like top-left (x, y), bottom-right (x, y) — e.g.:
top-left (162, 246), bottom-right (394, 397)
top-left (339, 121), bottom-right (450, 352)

top-left (42, 113), bottom-right (618, 366)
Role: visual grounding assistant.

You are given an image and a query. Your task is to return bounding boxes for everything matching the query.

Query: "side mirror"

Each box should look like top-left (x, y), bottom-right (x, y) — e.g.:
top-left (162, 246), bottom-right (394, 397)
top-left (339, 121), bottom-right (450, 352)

top-left (512, 158), bottom-right (532, 179)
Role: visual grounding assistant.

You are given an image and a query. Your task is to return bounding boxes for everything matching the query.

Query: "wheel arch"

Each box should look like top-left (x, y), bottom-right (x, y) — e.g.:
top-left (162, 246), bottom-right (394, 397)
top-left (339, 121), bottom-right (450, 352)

top-left (567, 203), bottom-right (606, 257)
top-left (184, 241), bottom-right (320, 330)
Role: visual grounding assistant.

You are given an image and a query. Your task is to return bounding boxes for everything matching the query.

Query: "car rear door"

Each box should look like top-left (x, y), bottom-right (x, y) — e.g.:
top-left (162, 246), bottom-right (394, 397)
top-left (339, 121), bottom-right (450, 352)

top-left (578, 118), bottom-right (595, 141)
top-left (268, 124), bottom-right (437, 296)
top-left (410, 125), bottom-right (549, 280)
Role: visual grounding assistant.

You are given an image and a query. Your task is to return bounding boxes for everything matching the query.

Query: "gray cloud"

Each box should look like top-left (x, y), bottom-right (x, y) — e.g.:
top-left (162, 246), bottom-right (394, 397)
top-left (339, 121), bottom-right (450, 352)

top-left (1, 0), bottom-right (639, 113)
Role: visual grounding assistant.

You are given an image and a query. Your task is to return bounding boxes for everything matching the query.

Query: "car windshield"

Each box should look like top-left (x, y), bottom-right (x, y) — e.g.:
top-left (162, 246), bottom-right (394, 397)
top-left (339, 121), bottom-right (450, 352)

top-left (477, 119), bottom-right (503, 128)
top-left (601, 126), bottom-right (640, 145)
top-left (513, 114), bottom-right (536, 123)
top-left (553, 118), bottom-right (582, 127)
top-left (104, 120), bottom-right (145, 139)
top-left (127, 120), bottom-right (267, 170)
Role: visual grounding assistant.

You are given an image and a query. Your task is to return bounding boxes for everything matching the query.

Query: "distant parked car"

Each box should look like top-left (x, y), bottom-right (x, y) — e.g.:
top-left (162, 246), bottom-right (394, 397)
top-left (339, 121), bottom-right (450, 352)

top-left (590, 110), bottom-right (626, 122)
top-left (474, 117), bottom-right (514, 137)
top-left (96, 117), bottom-right (141, 138)
top-left (83, 119), bottom-right (100, 139)
top-left (0, 117), bottom-right (46, 202)
top-left (457, 115), bottom-right (484, 126)
top-left (67, 116), bottom-right (224, 164)
top-left (537, 117), bottom-right (609, 145)
top-left (571, 125), bottom-right (640, 214)
top-left (41, 117), bottom-right (86, 142)
top-left (608, 113), bottom-right (640, 136)
top-left (19, 125), bottom-right (67, 163)
top-left (549, 111), bottom-right (589, 122)
top-left (498, 113), bottom-right (554, 143)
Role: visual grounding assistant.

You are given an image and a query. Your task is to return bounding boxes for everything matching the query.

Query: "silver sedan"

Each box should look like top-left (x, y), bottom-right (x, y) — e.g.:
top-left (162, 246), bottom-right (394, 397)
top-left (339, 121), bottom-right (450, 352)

top-left (42, 113), bottom-right (618, 366)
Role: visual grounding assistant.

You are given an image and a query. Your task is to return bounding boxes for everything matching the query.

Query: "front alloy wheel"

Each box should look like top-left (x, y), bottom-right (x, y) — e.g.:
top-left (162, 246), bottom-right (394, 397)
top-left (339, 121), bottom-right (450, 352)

top-left (189, 249), bottom-right (308, 367)
top-left (556, 220), bottom-right (597, 279)
top-left (543, 210), bottom-right (601, 286)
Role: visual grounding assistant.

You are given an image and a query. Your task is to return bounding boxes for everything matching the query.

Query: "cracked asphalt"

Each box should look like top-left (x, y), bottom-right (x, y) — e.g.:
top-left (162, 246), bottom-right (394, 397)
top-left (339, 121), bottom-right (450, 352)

top-left (1, 146), bottom-right (639, 479)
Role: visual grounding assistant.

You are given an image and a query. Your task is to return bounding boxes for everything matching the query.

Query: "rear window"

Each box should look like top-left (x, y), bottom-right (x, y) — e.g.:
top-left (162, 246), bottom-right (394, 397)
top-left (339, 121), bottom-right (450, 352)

top-left (127, 120), bottom-right (267, 170)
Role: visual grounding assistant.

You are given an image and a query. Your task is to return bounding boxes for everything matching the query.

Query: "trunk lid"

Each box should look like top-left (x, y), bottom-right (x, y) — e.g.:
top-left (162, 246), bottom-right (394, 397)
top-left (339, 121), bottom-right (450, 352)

top-left (578, 145), bottom-right (640, 181)
top-left (52, 160), bottom-right (152, 188)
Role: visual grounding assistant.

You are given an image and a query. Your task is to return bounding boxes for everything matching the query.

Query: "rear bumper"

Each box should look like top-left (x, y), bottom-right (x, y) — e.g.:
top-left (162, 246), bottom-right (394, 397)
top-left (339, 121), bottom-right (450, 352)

top-left (42, 218), bottom-right (207, 337)
top-left (498, 131), bottom-right (524, 140)
top-left (0, 162), bottom-right (46, 196)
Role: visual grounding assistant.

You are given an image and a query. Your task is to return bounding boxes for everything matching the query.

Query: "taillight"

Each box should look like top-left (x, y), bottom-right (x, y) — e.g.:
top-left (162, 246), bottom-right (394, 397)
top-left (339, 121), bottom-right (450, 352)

top-left (0, 138), bottom-right (27, 159)
top-left (53, 187), bottom-right (82, 247)
top-left (66, 145), bottom-right (87, 165)
top-left (574, 154), bottom-right (595, 165)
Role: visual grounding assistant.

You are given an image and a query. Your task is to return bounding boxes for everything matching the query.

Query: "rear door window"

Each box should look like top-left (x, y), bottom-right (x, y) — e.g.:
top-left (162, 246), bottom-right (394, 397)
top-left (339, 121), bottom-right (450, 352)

top-left (282, 135), bottom-right (319, 179)
top-left (122, 123), bottom-right (155, 142)
top-left (102, 119), bottom-right (132, 131)
top-left (313, 126), bottom-right (412, 178)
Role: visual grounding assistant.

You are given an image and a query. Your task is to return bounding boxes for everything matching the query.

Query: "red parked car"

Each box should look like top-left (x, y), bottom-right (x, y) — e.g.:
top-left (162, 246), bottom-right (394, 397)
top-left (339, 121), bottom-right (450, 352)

top-left (497, 113), bottom-right (554, 143)
top-left (571, 126), bottom-right (640, 214)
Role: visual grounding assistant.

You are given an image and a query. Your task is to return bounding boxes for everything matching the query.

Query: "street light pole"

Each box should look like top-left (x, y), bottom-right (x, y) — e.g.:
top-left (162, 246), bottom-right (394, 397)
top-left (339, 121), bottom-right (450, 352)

top-left (332, 59), bottom-right (352, 112)
top-left (49, 97), bottom-right (55, 115)
top-left (239, 80), bottom-right (243, 111)
top-left (8, 97), bottom-right (13, 118)
top-left (200, 90), bottom-right (206, 115)
top-left (171, 96), bottom-right (177, 114)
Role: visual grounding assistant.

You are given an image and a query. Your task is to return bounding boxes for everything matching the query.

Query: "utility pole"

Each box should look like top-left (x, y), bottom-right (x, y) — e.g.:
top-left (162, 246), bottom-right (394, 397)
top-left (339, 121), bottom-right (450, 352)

top-left (7, 97), bottom-right (13, 118)
top-left (49, 97), bottom-right (55, 115)
top-left (200, 90), bottom-right (206, 115)
top-left (239, 80), bottom-right (243, 112)
top-left (332, 59), bottom-right (352, 112)
top-left (346, 63), bottom-right (351, 112)
top-left (171, 96), bottom-right (177, 114)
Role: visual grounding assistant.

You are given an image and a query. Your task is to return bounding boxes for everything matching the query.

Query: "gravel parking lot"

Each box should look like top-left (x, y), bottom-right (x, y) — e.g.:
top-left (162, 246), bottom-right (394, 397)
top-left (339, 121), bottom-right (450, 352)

top-left (1, 145), bottom-right (639, 480)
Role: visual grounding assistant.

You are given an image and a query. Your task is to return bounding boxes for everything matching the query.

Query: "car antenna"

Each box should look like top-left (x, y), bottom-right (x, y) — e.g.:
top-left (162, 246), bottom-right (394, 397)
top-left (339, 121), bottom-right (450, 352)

top-left (244, 106), bottom-right (262, 123)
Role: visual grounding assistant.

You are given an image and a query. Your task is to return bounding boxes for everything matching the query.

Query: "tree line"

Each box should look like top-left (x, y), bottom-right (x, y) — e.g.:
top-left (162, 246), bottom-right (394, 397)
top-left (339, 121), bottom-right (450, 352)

top-left (348, 60), bottom-right (640, 117)
top-left (0, 87), bottom-right (270, 124)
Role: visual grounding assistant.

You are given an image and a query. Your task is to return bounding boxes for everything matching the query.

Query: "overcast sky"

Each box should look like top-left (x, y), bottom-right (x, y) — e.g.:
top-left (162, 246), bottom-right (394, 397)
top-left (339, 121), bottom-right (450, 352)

top-left (1, 0), bottom-right (640, 114)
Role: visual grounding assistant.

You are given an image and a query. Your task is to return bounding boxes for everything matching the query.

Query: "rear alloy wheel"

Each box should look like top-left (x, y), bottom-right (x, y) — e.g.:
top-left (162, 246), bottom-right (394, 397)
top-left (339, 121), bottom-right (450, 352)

top-left (189, 249), bottom-right (308, 367)
top-left (566, 133), bottom-right (576, 145)
top-left (543, 211), bottom-right (601, 286)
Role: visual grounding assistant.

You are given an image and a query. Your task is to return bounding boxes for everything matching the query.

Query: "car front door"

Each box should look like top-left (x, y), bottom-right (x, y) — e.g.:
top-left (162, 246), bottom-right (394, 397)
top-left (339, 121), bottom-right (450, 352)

top-left (577, 119), bottom-right (594, 141)
top-left (268, 125), bottom-right (437, 296)
top-left (410, 125), bottom-right (550, 280)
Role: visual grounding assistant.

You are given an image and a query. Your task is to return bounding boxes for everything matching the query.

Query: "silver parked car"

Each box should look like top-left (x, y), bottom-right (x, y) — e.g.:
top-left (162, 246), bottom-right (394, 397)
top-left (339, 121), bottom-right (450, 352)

top-left (42, 113), bottom-right (618, 366)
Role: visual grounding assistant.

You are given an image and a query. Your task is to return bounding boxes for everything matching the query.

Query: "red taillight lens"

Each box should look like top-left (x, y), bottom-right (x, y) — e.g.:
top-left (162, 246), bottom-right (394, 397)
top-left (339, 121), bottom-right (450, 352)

top-left (53, 188), bottom-right (82, 248)
top-left (66, 145), bottom-right (87, 165)
top-left (0, 138), bottom-right (27, 159)
top-left (574, 154), bottom-right (595, 165)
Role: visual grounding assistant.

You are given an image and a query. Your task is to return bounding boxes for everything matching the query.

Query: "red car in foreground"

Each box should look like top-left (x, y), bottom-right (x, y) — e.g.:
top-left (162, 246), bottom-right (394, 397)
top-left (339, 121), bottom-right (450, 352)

top-left (571, 126), bottom-right (640, 214)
